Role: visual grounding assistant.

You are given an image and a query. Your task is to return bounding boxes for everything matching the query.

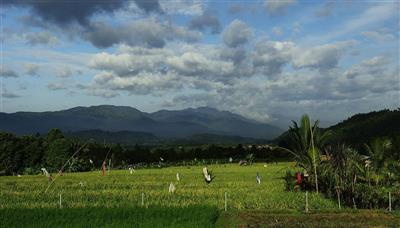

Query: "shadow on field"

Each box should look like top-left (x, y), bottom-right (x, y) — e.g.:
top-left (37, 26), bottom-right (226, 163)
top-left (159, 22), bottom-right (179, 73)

top-left (0, 206), bottom-right (219, 228)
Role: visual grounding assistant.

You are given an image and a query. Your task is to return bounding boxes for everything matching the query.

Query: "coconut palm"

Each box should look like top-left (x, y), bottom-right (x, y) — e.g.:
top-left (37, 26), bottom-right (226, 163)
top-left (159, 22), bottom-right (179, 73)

top-left (364, 138), bottom-right (392, 173)
top-left (276, 114), bottom-right (332, 193)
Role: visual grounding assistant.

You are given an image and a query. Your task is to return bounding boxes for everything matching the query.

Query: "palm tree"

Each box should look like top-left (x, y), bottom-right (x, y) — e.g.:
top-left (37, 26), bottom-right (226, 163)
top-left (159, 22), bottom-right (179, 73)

top-left (276, 114), bottom-right (332, 193)
top-left (364, 138), bottom-right (392, 185)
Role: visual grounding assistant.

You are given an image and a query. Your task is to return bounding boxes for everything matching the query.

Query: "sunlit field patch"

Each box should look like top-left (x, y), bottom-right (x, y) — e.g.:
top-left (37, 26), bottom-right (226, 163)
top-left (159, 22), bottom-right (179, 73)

top-left (0, 163), bottom-right (336, 210)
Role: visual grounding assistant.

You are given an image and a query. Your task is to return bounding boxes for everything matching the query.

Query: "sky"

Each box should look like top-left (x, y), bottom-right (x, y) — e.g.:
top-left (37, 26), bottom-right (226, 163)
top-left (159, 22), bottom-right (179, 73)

top-left (1, 0), bottom-right (399, 125)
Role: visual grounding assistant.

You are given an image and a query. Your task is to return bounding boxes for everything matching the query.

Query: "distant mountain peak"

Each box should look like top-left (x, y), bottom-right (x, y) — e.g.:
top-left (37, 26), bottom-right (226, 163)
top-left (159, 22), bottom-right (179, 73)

top-left (0, 105), bottom-right (283, 139)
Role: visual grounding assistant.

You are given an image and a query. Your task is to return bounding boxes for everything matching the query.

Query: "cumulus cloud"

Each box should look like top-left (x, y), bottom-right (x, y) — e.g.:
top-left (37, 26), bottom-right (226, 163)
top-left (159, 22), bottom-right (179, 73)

top-left (164, 54), bottom-right (398, 123)
top-left (222, 19), bottom-right (252, 48)
top-left (219, 47), bottom-right (247, 65)
top-left (166, 52), bottom-right (234, 78)
top-left (252, 38), bottom-right (294, 77)
top-left (79, 36), bottom-right (397, 124)
top-left (292, 40), bottom-right (357, 71)
top-left (160, 0), bottom-right (205, 15)
top-left (89, 71), bottom-right (183, 96)
top-left (264, 0), bottom-right (296, 15)
top-left (5, 0), bottom-right (165, 27)
top-left (339, 56), bottom-right (398, 95)
top-left (189, 12), bottom-right (221, 34)
top-left (5, 0), bottom-right (128, 27)
top-left (84, 18), bottom-right (201, 48)
top-left (133, 0), bottom-right (162, 13)
top-left (89, 46), bottom-right (171, 76)
top-left (24, 31), bottom-right (58, 46)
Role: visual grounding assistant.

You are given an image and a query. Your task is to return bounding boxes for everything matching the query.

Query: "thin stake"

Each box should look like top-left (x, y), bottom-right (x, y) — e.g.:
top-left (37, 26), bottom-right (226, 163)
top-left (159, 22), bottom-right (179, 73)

top-left (305, 191), bottom-right (309, 213)
top-left (45, 142), bottom-right (88, 193)
top-left (352, 197), bottom-right (357, 209)
top-left (389, 192), bottom-right (392, 212)
top-left (59, 193), bottom-right (62, 209)
top-left (141, 192), bottom-right (144, 206)
top-left (108, 158), bottom-right (111, 174)
top-left (224, 192), bottom-right (227, 211)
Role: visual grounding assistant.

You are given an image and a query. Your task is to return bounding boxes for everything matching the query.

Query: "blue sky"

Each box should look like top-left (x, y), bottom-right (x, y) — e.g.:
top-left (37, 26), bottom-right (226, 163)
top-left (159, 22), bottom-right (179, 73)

top-left (1, 0), bottom-right (399, 125)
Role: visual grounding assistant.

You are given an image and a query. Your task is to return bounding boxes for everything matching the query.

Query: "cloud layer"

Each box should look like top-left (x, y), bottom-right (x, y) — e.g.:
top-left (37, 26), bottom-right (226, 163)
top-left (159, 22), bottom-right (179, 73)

top-left (2, 1), bottom-right (398, 124)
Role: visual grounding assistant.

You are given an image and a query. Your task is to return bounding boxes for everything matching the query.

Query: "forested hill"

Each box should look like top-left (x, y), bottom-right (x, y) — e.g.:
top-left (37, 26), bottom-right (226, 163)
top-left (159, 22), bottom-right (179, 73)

top-left (275, 109), bottom-right (400, 147)
top-left (327, 109), bottom-right (400, 145)
top-left (0, 105), bottom-right (282, 140)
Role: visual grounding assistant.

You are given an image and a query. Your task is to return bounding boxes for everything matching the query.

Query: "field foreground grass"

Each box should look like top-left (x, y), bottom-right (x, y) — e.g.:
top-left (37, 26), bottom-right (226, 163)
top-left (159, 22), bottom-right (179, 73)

top-left (216, 210), bottom-right (400, 227)
top-left (0, 163), bottom-right (336, 210)
top-left (1, 163), bottom-right (399, 227)
top-left (0, 206), bottom-right (219, 227)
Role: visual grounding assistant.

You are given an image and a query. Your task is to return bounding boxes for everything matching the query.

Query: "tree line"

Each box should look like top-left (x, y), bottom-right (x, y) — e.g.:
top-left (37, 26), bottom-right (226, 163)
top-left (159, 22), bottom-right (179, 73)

top-left (0, 129), bottom-right (289, 175)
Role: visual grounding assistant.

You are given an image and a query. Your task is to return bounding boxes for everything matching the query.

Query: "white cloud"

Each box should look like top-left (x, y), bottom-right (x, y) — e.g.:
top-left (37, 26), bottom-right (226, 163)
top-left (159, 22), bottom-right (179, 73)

top-left (252, 38), bottom-right (294, 77)
top-left (222, 19), bottom-right (253, 48)
top-left (84, 18), bottom-right (202, 48)
top-left (24, 31), bottom-right (58, 46)
top-left (166, 51), bottom-right (234, 78)
top-left (292, 40), bottom-right (357, 71)
top-left (160, 0), bottom-right (206, 15)
top-left (320, 3), bottom-right (397, 42)
top-left (264, 0), bottom-right (296, 15)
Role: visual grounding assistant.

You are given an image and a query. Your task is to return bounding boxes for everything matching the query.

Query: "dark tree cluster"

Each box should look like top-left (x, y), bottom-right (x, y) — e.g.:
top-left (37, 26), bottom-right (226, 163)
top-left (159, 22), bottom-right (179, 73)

top-left (0, 129), bottom-right (289, 175)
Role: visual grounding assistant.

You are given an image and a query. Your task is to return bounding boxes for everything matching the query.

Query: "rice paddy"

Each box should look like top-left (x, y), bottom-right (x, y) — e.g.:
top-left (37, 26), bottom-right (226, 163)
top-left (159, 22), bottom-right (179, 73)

top-left (0, 163), bottom-right (337, 210)
top-left (1, 162), bottom-right (398, 227)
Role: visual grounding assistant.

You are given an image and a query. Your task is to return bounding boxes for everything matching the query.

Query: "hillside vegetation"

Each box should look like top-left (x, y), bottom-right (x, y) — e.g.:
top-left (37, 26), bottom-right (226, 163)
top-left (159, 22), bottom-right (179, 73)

top-left (327, 109), bottom-right (400, 146)
top-left (276, 109), bottom-right (400, 150)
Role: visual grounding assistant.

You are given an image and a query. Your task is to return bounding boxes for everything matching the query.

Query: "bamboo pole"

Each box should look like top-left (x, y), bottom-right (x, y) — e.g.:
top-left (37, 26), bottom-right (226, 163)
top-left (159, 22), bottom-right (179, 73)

top-left (310, 120), bottom-right (318, 194)
top-left (59, 193), bottom-right (62, 209)
top-left (45, 142), bottom-right (88, 193)
top-left (224, 192), bottom-right (227, 212)
top-left (305, 191), bottom-right (309, 213)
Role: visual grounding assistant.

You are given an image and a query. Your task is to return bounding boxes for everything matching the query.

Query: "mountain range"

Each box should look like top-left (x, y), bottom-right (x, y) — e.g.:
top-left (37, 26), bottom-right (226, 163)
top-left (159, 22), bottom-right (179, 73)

top-left (0, 105), bottom-right (283, 141)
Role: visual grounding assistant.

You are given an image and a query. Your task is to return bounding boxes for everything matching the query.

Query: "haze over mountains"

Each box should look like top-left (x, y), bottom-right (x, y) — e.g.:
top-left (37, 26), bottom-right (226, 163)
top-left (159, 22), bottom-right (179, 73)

top-left (0, 105), bottom-right (283, 140)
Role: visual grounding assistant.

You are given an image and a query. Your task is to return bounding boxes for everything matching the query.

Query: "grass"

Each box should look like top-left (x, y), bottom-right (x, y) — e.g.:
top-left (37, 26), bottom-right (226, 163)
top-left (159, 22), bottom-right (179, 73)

top-left (216, 210), bottom-right (400, 227)
top-left (0, 162), bottom-right (398, 227)
top-left (0, 163), bottom-right (337, 210)
top-left (0, 206), bottom-right (219, 227)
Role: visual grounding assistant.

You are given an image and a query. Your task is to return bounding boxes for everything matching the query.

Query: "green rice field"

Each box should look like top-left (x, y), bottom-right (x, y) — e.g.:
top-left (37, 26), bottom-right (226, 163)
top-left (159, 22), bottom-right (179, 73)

top-left (0, 163), bottom-right (398, 227)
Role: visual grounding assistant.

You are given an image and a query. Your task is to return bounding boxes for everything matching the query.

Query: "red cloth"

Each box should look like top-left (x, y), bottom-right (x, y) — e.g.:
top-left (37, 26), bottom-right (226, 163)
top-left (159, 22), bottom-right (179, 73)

top-left (296, 172), bottom-right (302, 185)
